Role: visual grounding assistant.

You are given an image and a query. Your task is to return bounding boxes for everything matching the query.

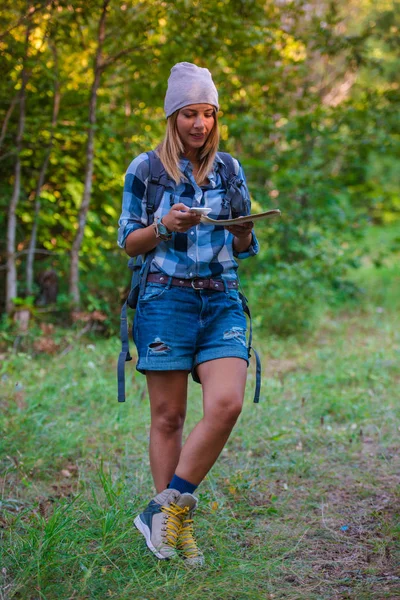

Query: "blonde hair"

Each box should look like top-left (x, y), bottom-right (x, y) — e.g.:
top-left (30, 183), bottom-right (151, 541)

top-left (157, 109), bottom-right (220, 186)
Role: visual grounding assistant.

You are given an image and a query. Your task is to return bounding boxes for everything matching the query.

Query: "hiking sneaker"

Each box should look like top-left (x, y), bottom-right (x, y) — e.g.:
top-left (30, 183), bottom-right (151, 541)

top-left (176, 493), bottom-right (205, 567)
top-left (134, 488), bottom-right (187, 560)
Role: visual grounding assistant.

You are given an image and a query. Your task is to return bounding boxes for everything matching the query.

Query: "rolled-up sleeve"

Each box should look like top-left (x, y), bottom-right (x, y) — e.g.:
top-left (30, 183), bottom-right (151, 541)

top-left (233, 230), bottom-right (259, 259)
top-left (117, 153), bottom-right (150, 249)
top-left (232, 161), bottom-right (260, 259)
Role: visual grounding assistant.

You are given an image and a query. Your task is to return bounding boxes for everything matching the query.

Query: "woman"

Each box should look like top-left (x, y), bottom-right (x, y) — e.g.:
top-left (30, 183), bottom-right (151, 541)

top-left (118, 62), bottom-right (259, 566)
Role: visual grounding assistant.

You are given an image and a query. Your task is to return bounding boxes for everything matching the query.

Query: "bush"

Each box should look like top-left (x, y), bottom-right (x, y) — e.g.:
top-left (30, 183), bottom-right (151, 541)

top-left (238, 108), bottom-right (366, 335)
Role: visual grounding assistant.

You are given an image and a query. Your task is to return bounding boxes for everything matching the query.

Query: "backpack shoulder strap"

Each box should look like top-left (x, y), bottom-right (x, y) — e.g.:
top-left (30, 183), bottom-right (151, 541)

top-left (118, 151), bottom-right (171, 403)
top-left (146, 150), bottom-right (173, 224)
top-left (217, 152), bottom-right (248, 218)
top-left (217, 151), bottom-right (239, 174)
top-left (216, 151), bottom-right (240, 188)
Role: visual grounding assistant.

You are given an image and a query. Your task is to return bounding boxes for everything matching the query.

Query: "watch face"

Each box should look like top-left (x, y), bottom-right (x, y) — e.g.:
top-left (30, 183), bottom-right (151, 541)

top-left (157, 221), bottom-right (172, 239)
top-left (158, 223), bottom-right (169, 235)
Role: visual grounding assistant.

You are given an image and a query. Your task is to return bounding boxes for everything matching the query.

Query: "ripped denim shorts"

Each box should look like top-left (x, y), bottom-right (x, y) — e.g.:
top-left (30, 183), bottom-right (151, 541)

top-left (133, 280), bottom-right (249, 380)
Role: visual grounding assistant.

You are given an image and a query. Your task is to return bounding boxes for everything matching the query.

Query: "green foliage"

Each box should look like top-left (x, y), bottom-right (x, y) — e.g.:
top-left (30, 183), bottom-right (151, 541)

top-left (12, 295), bottom-right (35, 309)
top-left (238, 107), bottom-right (364, 333)
top-left (0, 0), bottom-right (399, 332)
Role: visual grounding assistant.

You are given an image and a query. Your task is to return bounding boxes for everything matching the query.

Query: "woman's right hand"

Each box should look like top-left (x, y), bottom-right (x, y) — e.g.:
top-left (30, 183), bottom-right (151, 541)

top-left (162, 203), bottom-right (202, 233)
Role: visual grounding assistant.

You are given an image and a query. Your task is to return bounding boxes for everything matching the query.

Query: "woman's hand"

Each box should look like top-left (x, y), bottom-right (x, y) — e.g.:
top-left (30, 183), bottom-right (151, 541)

top-left (162, 203), bottom-right (202, 233)
top-left (225, 221), bottom-right (254, 253)
top-left (225, 221), bottom-right (254, 238)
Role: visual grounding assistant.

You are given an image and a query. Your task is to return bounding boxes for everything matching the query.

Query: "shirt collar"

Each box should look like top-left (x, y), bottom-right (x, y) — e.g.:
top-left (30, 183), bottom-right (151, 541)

top-left (178, 154), bottom-right (222, 188)
top-left (179, 157), bottom-right (191, 171)
top-left (214, 153), bottom-right (225, 166)
top-left (179, 154), bottom-right (223, 171)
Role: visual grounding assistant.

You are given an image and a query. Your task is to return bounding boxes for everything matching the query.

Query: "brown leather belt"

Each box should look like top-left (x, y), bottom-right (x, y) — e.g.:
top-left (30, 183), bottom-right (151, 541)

top-left (147, 273), bottom-right (238, 291)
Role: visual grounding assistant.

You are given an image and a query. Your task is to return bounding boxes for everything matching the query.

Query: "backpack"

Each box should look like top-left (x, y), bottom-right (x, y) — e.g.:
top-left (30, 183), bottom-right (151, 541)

top-left (117, 151), bottom-right (261, 404)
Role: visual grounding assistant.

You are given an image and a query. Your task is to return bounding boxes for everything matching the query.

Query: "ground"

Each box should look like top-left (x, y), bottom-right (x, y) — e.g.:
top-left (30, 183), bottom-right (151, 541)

top-left (1, 256), bottom-right (399, 599)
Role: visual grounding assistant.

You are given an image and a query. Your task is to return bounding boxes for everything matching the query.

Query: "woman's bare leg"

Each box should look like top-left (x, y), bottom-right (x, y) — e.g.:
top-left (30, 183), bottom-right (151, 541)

top-left (174, 357), bottom-right (247, 485)
top-left (146, 370), bottom-right (189, 493)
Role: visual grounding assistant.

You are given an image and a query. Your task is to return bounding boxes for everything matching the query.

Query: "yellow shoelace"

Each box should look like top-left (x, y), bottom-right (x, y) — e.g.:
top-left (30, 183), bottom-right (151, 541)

top-left (178, 517), bottom-right (201, 558)
top-left (161, 503), bottom-right (189, 547)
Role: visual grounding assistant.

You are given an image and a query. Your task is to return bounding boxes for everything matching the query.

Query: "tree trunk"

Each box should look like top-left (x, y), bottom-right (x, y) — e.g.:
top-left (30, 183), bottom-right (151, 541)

top-left (0, 94), bottom-right (18, 151)
top-left (6, 28), bottom-right (30, 315)
top-left (26, 45), bottom-right (60, 296)
top-left (69, 0), bottom-right (109, 308)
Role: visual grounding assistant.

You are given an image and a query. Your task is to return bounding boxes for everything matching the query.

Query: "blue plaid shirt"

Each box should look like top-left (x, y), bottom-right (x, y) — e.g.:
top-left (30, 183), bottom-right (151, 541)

top-left (117, 152), bottom-right (259, 279)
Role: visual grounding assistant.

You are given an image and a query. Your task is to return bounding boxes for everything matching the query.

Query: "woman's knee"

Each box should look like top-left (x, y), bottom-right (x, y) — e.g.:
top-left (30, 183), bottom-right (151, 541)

top-left (147, 372), bottom-right (188, 435)
top-left (206, 393), bottom-right (243, 428)
top-left (152, 406), bottom-right (186, 434)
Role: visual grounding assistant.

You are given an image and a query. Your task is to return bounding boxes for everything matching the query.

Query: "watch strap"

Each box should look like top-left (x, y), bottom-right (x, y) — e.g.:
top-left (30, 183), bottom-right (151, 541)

top-left (153, 218), bottom-right (172, 240)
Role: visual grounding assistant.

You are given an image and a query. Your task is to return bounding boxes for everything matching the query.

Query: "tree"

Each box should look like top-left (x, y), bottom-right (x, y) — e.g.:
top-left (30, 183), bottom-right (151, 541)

top-left (26, 40), bottom-right (61, 295)
top-left (5, 21), bottom-right (30, 314)
top-left (67, 0), bottom-right (107, 308)
top-left (0, 0), bottom-right (398, 332)
top-left (68, 0), bottom-right (158, 307)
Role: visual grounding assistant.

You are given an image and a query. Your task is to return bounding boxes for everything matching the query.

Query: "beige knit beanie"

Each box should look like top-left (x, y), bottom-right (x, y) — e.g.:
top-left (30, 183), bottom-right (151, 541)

top-left (164, 62), bottom-right (219, 118)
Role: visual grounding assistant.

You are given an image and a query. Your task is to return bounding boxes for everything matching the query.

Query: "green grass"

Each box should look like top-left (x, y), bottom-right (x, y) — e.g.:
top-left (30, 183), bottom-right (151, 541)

top-left (1, 227), bottom-right (400, 599)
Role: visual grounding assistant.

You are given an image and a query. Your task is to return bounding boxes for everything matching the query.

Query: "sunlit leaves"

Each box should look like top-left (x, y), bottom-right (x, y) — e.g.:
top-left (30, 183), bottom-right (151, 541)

top-left (0, 0), bottom-right (399, 317)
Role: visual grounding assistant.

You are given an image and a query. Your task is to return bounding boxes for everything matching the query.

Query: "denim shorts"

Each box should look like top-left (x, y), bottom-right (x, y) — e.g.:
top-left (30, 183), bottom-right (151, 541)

top-left (133, 281), bottom-right (249, 380)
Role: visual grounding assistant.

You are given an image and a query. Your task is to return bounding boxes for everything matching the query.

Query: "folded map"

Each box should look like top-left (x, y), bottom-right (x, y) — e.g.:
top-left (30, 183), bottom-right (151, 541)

top-left (200, 209), bottom-right (281, 226)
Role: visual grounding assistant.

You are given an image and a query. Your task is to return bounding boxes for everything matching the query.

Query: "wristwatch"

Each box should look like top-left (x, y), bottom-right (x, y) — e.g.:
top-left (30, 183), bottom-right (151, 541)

top-left (153, 218), bottom-right (173, 241)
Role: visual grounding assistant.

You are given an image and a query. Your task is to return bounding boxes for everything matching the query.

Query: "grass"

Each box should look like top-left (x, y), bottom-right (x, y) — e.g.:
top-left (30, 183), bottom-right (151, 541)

top-left (1, 226), bottom-right (400, 599)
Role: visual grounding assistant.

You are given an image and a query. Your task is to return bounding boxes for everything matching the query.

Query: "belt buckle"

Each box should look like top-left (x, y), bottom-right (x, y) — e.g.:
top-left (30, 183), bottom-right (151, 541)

top-left (191, 278), bottom-right (205, 290)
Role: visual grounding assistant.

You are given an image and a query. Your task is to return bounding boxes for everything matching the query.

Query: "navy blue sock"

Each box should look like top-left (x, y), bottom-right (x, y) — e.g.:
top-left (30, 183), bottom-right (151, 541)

top-left (169, 474), bottom-right (197, 494)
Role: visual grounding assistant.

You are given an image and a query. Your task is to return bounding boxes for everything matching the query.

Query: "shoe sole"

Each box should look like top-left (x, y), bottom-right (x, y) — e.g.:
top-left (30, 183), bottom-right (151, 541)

top-left (134, 515), bottom-right (173, 560)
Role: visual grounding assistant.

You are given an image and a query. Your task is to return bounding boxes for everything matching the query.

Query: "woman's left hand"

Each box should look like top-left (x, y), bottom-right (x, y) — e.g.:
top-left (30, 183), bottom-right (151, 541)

top-left (225, 222), bottom-right (254, 238)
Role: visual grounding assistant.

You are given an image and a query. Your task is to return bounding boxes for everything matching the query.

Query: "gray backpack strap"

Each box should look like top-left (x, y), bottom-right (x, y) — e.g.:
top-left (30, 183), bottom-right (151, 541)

top-left (146, 150), bottom-right (174, 223)
top-left (217, 152), bottom-right (250, 217)
top-left (217, 151), bottom-right (238, 179)
top-left (239, 292), bottom-right (261, 403)
top-left (143, 150), bottom-right (173, 296)
top-left (118, 151), bottom-right (171, 403)
top-left (117, 298), bottom-right (132, 402)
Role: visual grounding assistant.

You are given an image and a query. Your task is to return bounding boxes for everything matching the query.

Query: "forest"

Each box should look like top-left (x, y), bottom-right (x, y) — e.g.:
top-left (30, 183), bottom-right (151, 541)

top-left (0, 0), bottom-right (398, 332)
top-left (1, 2), bottom-right (400, 599)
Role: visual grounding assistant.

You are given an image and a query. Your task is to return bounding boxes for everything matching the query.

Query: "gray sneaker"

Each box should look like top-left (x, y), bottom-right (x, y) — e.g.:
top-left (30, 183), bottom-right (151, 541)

top-left (134, 488), bottom-right (187, 560)
top-left (176, 493), bottom-right (205, 567)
